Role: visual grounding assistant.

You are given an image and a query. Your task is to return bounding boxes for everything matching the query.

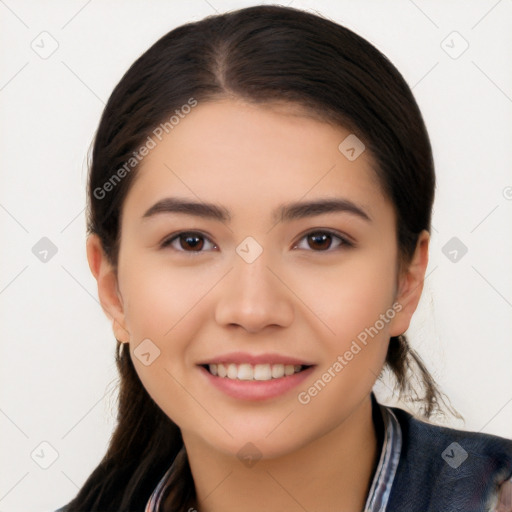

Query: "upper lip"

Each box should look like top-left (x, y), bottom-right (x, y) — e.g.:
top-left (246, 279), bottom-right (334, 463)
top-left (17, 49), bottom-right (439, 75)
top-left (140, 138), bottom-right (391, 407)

top-left (197, 352), bottom-right (315, 366)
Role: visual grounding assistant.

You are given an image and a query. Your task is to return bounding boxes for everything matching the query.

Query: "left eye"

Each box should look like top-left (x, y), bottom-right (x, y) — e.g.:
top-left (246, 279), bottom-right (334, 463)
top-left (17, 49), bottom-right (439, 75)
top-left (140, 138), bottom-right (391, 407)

top-left (294, 231), bottom-right (351, 251)
top-left (161, 232), bottom-right (217, 252)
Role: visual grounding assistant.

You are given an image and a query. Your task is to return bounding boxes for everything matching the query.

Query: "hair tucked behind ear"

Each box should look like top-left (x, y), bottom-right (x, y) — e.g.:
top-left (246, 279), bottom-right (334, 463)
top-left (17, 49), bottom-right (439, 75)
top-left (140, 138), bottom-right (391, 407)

top-left (64, 4), bottom-right (462, 511)
top-left (385, 335), bottom-right (462, 421)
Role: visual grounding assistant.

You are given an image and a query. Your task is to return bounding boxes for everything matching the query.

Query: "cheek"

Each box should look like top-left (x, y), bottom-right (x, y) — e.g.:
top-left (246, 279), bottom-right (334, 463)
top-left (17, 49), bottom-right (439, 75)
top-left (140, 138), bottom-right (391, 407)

top-left (291, 253), bottom-right (396, 428)
top-left (119, 259), bottom-right (219, 392)
top-left (120, 263), bottom-right (211, 427)
top-left (121, 258), bottom-right (212, 342)
top-left (300, 250), bottom-right (397, 343)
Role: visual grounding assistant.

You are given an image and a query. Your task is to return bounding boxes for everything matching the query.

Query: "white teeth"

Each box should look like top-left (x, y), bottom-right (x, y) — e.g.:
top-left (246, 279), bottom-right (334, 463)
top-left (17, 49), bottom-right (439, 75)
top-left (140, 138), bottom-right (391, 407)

top-left (237, 363), bottom-right (253, 380)
top-left (207, 363), bottom-right (305, 381)
top-left (271, 364), bottom-right (284, 379)
top-left (227, 363), bottom-right (238, 379)
top-left (254, 364), bottom-right (272, 381)
top-left (217, 363), bottom-right (227, 378)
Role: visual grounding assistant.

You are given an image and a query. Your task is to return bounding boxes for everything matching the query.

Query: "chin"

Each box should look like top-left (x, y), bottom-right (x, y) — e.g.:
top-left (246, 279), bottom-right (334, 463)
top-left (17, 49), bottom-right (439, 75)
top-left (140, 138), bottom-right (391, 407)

top-left (196, 428), bottom-right (310, 464)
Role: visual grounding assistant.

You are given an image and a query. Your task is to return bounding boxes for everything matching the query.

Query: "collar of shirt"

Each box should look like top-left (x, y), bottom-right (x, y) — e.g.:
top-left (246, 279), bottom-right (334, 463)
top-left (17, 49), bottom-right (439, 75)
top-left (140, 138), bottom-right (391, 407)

top-left (363, 391), bottom-right (402, 511)
top-left (145, 392), bottom-right (403, 512)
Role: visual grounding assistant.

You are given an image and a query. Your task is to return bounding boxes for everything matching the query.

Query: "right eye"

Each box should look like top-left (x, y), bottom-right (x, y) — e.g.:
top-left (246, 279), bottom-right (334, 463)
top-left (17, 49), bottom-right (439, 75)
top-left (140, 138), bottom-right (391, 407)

top-left (160, 231), bottom-right (218, 253)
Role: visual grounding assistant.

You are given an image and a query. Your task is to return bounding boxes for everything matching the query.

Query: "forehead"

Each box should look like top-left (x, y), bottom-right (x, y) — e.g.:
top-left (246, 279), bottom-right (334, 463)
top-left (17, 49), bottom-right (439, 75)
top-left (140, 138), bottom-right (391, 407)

top-left (122, 99), bottom-right (391, 222)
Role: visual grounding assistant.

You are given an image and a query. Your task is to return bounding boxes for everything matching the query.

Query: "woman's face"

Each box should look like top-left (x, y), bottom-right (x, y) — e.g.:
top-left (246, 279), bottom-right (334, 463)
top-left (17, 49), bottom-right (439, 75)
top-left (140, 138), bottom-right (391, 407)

top-left (92, 99), bottom-right (425, 459)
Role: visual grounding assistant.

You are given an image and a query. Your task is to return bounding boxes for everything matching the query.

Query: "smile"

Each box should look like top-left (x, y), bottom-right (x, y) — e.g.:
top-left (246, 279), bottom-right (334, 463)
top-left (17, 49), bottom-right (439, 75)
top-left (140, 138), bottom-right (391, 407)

top-left (199, 362), bottom-right (316, 401)
top-left (205, 363), bottom-right (310, 381)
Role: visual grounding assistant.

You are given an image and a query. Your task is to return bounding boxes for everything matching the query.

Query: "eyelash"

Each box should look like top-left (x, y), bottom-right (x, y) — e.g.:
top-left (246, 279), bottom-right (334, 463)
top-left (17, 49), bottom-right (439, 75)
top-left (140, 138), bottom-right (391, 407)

top-left (160, 230), bottom-right (354, 253)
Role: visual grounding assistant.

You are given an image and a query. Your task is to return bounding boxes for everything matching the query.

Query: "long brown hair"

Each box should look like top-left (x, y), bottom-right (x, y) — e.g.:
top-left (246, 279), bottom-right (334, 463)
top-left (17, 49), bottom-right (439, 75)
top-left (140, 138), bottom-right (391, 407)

top-left (66, 5), bottom-right (460, 510)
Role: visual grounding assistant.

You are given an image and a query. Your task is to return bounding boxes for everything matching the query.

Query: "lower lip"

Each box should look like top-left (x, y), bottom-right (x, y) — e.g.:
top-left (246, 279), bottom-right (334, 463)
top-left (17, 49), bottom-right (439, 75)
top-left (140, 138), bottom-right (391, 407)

top-left (198, 365), bottom-right (316, 401)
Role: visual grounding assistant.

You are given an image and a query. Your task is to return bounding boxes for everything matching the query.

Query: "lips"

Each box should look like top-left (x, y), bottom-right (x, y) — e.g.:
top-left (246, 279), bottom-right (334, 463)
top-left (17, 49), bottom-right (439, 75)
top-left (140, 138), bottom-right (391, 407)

top-left (197, 351), bottom-right (314, 367)
top-left (196, 352), bottom-right (316, 398)
top-left (198, 363), bottom-right (316, 401)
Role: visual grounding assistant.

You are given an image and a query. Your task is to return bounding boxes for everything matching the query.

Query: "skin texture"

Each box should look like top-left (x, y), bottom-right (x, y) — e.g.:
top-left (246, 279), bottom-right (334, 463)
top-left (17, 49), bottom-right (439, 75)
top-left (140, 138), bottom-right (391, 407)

top-left (87, 99), bottom-right (429, 512)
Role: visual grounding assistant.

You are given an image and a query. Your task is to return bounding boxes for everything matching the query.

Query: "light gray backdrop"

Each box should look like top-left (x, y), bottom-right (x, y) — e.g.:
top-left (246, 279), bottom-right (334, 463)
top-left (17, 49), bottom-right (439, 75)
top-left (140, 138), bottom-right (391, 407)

top-left (1, 1), bottom-right (511, 510)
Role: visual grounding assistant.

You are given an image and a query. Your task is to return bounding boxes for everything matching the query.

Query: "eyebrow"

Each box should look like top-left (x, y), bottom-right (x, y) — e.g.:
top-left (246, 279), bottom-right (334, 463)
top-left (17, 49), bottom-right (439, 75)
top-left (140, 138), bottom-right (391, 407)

top-left (142, 197), bottom-right (371, 223)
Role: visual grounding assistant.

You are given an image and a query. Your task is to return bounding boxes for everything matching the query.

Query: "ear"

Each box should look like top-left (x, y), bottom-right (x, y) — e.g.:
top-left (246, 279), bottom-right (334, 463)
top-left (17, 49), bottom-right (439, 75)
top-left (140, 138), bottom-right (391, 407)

top-left (86, 234), bottom-right (130, 343)
top-left (389, 230), bottom-right (430, 337)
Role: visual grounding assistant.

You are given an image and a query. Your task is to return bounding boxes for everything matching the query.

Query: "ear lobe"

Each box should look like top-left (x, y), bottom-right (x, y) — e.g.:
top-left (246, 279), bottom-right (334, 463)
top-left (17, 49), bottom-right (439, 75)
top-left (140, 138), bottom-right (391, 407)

top-left (86, 234), bottom-right (130, 343)
top-left (389, 230), bottom-right (430, 337)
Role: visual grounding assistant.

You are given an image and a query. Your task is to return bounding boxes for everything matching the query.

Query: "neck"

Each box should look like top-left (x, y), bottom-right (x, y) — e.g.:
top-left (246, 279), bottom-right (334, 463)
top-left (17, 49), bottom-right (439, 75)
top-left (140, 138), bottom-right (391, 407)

top-left (182, 393), bottom-right (381, 512)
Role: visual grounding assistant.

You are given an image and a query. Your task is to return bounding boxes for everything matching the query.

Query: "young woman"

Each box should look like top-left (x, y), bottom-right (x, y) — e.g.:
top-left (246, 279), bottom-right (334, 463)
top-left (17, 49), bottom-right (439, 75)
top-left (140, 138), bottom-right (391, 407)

top-left (57, 5), bottom-right (512, 512)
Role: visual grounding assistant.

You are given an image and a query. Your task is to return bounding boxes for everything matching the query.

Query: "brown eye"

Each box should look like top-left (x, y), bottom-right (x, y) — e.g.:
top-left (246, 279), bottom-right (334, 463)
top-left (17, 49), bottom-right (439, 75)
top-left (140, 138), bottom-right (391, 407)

top-left (294, 230), bottom-right (353, 252)
top-left (307, 232), bottom-right (333, 251)
top-left (179, 234), bottom-right (204, 251)
top-left (161, 232), bottom-right (216, 252)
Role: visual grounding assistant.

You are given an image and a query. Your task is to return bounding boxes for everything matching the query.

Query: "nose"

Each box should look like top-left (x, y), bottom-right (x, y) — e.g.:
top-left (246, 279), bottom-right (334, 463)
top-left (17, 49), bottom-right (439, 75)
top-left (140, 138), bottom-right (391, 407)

top-left (214, 251), bottom-right (294, 333)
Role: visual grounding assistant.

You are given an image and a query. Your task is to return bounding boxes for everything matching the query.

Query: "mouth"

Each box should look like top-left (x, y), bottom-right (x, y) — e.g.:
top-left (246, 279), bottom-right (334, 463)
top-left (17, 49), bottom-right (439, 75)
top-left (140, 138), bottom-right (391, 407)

top-left (200, 362), bottom-right (313, 381)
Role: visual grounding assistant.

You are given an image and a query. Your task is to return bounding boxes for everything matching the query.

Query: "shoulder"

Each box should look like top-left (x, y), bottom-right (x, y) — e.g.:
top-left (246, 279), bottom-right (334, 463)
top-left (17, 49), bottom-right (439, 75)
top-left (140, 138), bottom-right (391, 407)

top-left (390, 404), bottom-right (512, 458)
top-left (386, 404), bottom-right (512, 512)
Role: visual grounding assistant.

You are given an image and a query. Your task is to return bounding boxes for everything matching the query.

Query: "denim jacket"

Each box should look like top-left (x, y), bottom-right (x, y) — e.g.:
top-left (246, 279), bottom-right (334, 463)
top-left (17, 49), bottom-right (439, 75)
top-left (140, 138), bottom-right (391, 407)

top-left (56, 392), bottom-right (512, 511)
top-left (382, 396), bottom-right (512, 511)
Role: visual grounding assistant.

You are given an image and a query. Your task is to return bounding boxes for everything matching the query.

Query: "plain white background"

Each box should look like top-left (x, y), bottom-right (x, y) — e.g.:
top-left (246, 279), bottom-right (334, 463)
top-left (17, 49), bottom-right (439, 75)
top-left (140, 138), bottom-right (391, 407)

top-left (1, 1), bottom-right (511, 510)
